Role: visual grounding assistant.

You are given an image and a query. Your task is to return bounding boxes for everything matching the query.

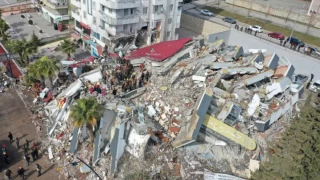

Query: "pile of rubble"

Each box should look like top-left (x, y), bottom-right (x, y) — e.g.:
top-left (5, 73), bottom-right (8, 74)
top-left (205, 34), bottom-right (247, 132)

top-left (30, 37), bottom-right (305, 179)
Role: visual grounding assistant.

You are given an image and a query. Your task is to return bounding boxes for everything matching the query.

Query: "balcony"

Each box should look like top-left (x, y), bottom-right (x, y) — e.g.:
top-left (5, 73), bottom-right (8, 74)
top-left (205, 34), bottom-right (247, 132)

top-left (71, 0), bottom-right (81, 8)
top-left (100, 0), bottom-right (140, 9)
top-left (72, 10), bottom-right (81, 21)
top-left (46, 0), bottom-right (68, 10)
top-left (99, 11), bottom-right (139, 25)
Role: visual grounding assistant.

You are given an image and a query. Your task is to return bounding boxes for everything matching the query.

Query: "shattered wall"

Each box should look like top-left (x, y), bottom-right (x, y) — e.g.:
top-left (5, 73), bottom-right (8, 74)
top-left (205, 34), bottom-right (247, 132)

top-left (226, 29), bottom-right (320, 80)
top-left (180, 12), bottom-right (229, 36)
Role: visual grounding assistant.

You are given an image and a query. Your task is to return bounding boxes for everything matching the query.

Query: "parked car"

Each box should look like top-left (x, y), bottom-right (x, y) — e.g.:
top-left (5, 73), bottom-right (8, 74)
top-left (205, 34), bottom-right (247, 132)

top-left (292, 74), bottom-right (309, 83)
top-left (222, 17), bottom-right (236, 24)
top-left (312, 47), bottom-right (320, 56)
top-left (200, 9), bottom-right (214, 16)
top-left (267, 32), bottom-right (284, 40)
top-left (309, 80), bottom-right (320, 93)
top-left (248, 25), bottom-right (263, 33)
top-left (182, 0), bottom-right (192, 3)
top-left (286, 37), bottom-right (305, 47)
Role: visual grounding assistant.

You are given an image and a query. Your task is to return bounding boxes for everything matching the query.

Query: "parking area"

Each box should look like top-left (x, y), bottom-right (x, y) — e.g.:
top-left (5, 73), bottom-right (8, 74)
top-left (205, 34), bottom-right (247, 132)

top-left (0, 0), bottom-right (31, 6)
top-left (3, 12), bottom-right (69, 40)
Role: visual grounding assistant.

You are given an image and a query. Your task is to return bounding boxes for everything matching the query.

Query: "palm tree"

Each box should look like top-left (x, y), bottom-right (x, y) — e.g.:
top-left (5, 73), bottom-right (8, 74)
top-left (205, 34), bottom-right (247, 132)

top-left (69, 97), bottom-right (103, 143)
top-left (27, 62), bottom-right (45, 87)
top-left (60, 39), bottom-right (76, 59)
top-left (39, 56), bottom-right (59, 90)
top-left (9, 39), bottom-right (36, 65)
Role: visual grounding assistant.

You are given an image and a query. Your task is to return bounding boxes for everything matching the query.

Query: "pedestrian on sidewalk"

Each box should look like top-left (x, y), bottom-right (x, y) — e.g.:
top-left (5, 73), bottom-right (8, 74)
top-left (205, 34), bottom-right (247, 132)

top-left (23, 146), bottom-right (28, 155)
top-left (3, 152), bottom-right (10, 164)
top-left (8, 132), bottom-right (14, 143)
top-left (16, 137), bottom-right (19, 149)
top-left (31, 150), bottom-right (36, 161)
top-left (34, 148), bottom-right (39, 159)
top-left (24, 154), bottom-right (31, 166)
top-left (2, 144), bottom-right (7, 153)
top-left (5, 169), bottom-right (12, 180)
top-left (25, 140), bottom-right (29, 150)
top-left (36, 164), bottom-right (42, 177)
top-left (17, 167), bottom-right (25, 179)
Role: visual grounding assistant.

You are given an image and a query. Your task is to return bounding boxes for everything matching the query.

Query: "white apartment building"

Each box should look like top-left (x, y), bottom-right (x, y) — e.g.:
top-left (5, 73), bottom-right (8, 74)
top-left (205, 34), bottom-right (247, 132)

top-left (71, 0), bottom-right (183, 57)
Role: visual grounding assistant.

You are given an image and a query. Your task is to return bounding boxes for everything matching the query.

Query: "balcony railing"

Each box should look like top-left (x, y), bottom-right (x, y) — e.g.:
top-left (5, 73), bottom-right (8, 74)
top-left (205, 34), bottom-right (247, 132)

top-left (71, 0), bottom-right (81, 8)
top-left (100, 0), bottom-right (140, 9)
top-left (46, 0), bottom-right (68, 9)
top-left (99, 11), bottom-right (139, 25)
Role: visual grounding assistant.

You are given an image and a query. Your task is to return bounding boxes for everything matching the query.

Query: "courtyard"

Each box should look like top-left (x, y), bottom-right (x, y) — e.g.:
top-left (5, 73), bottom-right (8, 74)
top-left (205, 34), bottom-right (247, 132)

top-left (2, 12), bottom-right (70, 41)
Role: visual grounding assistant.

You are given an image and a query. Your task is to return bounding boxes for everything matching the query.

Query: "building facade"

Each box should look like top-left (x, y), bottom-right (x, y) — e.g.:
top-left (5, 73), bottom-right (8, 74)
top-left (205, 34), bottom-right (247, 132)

top-left (40, 0), bottom-right (71, 24)
top-left (71, 0), bottom-right (183, 57)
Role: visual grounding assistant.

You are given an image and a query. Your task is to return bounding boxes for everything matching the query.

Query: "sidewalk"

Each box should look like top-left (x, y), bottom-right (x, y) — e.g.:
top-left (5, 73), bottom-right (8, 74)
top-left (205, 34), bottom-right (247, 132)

top-left (0, 89), bottom-right (60, 179)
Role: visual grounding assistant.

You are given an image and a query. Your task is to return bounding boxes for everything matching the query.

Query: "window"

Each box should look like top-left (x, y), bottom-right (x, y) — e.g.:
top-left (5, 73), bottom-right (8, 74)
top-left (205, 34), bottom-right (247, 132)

top-left (108, 8), bottom-right (112, 13)
top-left (93, 17), bottom-right (96, 24)
top-left (143, 7), bottom-right (147, 14)
top-left (100, 19), bottom-right (105, 29)
top-left (92, 31), bottom-right (100, 40)
top-left (83, 11), bottom-right (86, 18)
top-left (124, 9), bottom-right (128, 16)
top-left (170, 4), bottom-right (173, 12)
top-left (92, 1), bottom-right (96, 10)
top-left (166, 31), bottom-right (171, 38)
top-left (82, 0), bottom-right (86, 4)
top-left (130, 25), bottom-right (133, 33)
top-left (101, 36), bottom-right (108, 44)
top-left (154, 5), bottom-right (163, 13)
top-left (168, 18), bottom-right (172, 24)
top-left (130, 8), bottom-right (134, 14)
top-left (123, 24), bottom-right (128, 30)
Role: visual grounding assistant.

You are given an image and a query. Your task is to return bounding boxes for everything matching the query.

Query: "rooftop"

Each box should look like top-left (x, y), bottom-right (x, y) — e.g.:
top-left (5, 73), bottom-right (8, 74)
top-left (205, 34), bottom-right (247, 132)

top-left (124, 38), bottom-right (192, 62)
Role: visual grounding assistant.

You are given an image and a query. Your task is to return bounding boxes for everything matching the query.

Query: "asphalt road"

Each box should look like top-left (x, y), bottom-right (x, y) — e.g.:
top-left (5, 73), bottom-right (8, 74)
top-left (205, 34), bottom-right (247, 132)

top-left (182, 6), bottom-right (320, 60)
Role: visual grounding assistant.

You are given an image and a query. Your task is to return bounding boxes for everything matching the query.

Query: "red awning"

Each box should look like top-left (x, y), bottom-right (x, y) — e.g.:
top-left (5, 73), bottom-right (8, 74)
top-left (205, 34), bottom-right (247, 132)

top-left (109, 52), bottom-right (120, 59)
top-left (124, 38), bottom-right (192, 62)
top-left (69, 56), bottom-right (95, 68)
top-left (80, 22), bottom-right (90, 29)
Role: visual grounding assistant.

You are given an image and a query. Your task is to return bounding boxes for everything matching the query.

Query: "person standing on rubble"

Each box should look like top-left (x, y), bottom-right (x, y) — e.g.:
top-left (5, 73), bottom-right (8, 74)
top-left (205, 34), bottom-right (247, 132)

top-left (146, 71), bottom-right (150, 82)
top-left (23, 145), bottom-right (28, 155)
top-left (3, 152), bottom-right (10, 164)
top-left (2, 144), bottom-right (7, 153)
top-left (139, 78), bottom-right (143, 88)
top-left (25, 140), bottom-right (29, 150)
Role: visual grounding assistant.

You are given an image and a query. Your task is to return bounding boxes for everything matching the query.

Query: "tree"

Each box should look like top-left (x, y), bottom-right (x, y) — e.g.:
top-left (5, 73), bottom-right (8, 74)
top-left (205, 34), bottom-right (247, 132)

top-left (39, 56), bottom-right (59, 90)
top-left (9, 39), bottom-right (37, 65)
top-left (27, 62), bottom-right (45, 87)
top-left (27, 56), bottom-right (59, 89)
top-left (252, 95), bottom-right (320, 179)
top-left (0, 9), bottom-right (2, 18)
top-left (30, 31), bottom-right (40, 47)
top-left (60, 39), bottom-right (76, 59)
top-left (0, 19), bottom-right (9, 39)
top-left (69, 97), bottom-right (103, 143)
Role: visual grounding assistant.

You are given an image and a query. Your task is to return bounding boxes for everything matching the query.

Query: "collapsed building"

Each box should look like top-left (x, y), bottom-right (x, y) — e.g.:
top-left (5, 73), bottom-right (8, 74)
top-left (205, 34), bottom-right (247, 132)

top-left (41, 37), bottom-right (304, 179)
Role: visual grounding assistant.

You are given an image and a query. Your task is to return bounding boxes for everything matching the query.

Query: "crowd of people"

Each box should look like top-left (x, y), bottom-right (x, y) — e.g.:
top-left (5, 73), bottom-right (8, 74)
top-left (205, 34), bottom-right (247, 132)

top-left (3, 132), bottom-right (42, 180)
top-left (83, 62), bottom-right (151, 97)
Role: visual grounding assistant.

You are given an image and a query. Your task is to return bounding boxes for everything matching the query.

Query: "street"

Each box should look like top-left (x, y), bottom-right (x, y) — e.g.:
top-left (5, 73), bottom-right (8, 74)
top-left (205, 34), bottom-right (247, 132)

top-left (182, 3), bottom-right (320, 60)
top-left (0, 89), bottom-right (59, 179)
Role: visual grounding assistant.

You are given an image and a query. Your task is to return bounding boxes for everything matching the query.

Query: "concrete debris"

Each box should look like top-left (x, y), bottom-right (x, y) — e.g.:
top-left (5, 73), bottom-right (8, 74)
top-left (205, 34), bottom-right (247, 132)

top-left (31, 37), bottom-right (304, 179)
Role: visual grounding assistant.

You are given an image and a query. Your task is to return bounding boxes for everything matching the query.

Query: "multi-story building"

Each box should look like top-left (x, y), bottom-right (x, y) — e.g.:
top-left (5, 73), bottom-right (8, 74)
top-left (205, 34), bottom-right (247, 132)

top-left (40, 0), bottom-right (71, 24)
top-left (71, 0), bottom-right (183, 57)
